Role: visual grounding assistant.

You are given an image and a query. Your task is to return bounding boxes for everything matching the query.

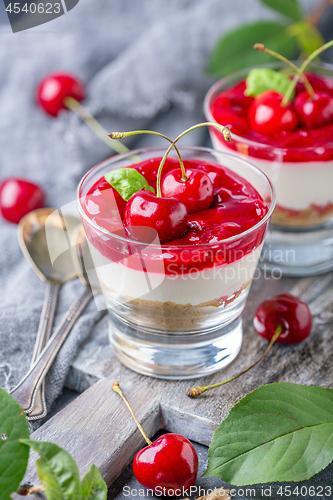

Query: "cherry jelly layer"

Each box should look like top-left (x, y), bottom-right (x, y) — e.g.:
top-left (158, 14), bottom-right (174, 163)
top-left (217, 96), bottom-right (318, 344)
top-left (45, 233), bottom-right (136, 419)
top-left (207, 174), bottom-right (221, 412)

top-left (83, 158), bottom-right (269, 274)
top-left (82, 157), bottom-right (269, 275)
top-left (210, 74), bottom-right (333, 162)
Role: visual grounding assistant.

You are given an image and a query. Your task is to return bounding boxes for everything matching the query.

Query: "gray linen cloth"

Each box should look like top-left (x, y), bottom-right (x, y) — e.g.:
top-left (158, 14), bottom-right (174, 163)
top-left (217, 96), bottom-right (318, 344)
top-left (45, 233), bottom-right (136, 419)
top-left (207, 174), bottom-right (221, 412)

top-left (0, 0), bottom-right (316, 428)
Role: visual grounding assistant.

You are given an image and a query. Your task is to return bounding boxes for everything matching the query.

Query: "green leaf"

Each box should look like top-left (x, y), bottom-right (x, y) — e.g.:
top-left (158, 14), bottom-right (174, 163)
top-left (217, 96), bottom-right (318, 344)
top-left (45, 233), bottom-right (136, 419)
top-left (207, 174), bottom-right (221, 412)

top-left (81, 464), bottom-right (107, 500)
top-left (245, 68), bottom-right (294, 98)
top-left (208, 22), bottom-right (296, 78)
top-left (259, 0), bottom-right (303, 21)
top-left (105, 168), bottom-right (154, 201)
top-left (21, 439), bottom-right (81, 500)
top-left (204, 383), bottom-right (333, 486)
top-left (0, 388), bottom-right (30, 500)
top-left (287, 21), bottom-right (324, 56)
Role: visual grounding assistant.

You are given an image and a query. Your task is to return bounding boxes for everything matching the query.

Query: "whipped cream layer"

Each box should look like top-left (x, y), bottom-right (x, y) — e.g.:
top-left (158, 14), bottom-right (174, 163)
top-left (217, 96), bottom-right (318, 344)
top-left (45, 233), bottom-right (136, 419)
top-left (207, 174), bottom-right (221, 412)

top-left (88, 242), bottom-right (262, 306)
top-left (211, 135), bottom-right (333, 212)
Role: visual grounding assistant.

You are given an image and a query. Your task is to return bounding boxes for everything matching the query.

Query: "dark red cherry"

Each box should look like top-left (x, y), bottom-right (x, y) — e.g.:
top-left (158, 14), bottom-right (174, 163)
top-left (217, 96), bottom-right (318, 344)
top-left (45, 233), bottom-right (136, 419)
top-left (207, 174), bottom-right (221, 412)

top-left (294, 90), bottom-right (333, 129)
top-left (248, 90), bottom-right (299, 135)
top-left (253, 293), bottom-right (312, 344)
top-left (0, 178), bottom-right (45, 224)
top-left (124, 190), bottom-right (188, 244)
top-left (37, 72), bottom-right (85, 117)
top-left (161, 168), bottom-right (214, 213)
top-left (133, 433), bottom-right (198, 496)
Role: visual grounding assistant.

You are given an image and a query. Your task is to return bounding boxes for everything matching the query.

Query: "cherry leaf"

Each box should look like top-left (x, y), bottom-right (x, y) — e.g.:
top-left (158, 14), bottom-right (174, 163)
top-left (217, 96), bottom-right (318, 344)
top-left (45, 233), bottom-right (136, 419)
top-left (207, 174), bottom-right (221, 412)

top-left (208, 22), bottom-right (296, 78)
top-left (245, 68), bottom-right (294, 98)
top-left (21, 439), bottom-right (81, 500)
top-left (0, 388), bottom-right (29, 500)
top-left (105, 168), bottom-right (154, 201)
top-left (81, 464), bottom-right (107, 500)
top-left (259, 0), bottom-right (303, 21)
top-left (204, 383), bottom-right (333, 486)
top-left (287, 21), bottom-right (324, 56)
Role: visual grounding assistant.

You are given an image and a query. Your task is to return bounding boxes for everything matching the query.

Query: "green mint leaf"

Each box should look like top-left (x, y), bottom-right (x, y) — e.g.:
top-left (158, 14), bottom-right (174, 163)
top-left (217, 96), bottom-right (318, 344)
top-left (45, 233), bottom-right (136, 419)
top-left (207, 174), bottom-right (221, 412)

top-left (204, 382), bottom-right (333, 486)
top-left (208, 22), bottom-right (296, 78)
top-left (0, 388), bottom-right (29, 500)
top-left (105, 168), bottom-right (154, 201)
top-left (287, 21), bottom-right (324, 56)
top-left (81, 464), bottom-right (107, 500)
top-left (259, 0), bottom-right (303, 21)
top-left (245, 68), bottom-right (294, 98)
top-left (21, 439), bottom-right (81, 500)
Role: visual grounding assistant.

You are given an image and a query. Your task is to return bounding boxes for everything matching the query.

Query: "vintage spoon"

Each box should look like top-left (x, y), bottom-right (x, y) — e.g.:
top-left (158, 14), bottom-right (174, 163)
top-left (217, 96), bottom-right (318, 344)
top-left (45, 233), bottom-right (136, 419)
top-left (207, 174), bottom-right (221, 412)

top-left (11, 220), bottom-right (96, 418)
top-left (17, 208), bottom-right (78, 419)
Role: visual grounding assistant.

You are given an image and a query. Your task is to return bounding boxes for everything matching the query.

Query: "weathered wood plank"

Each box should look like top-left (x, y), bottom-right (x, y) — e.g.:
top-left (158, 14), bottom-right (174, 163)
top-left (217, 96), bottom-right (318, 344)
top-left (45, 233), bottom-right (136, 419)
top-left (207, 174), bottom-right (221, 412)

top-left (15, 271), bottom-right (333, 499)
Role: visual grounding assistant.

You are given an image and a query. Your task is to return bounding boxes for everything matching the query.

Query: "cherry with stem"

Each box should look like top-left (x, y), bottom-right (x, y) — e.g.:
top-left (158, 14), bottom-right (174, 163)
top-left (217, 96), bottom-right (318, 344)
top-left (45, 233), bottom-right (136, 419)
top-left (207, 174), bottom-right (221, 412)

top-left (282, 39), bottom-right (333, 106)
top-left (187, 293), bottom-right (312, 399)
top-left (112, 381), bottom-right (152, 445)
top-left (37, 73), bottom-right (128, 155)
top-left (112, 381), bottom-right (198, 496)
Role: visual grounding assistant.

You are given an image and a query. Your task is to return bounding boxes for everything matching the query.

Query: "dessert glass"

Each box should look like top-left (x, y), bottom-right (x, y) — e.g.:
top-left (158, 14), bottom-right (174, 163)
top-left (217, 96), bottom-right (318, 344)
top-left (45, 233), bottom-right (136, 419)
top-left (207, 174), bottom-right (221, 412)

top-left (204, 61), bottom-right (333, 276)
top-left (77, 146), bottom-right (275, 379)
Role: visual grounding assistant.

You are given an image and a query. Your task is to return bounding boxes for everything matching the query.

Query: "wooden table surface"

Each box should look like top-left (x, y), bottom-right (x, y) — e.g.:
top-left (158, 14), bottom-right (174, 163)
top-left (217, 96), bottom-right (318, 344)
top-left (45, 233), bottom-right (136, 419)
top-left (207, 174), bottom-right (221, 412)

top-left (16, 269), bottom-right (333, 499)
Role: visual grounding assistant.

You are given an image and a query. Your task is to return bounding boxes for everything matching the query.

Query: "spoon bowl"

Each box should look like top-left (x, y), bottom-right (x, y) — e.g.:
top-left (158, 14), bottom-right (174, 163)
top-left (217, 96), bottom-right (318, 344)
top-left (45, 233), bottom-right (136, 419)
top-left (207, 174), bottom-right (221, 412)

top-left (18, 207), bottom-right (78, 284)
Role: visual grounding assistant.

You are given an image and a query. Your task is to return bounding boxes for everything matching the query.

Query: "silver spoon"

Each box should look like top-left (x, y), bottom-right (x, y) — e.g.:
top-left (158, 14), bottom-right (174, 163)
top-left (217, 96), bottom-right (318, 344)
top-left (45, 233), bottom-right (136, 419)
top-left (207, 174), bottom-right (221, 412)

top-left (11, 221), bottom-right (95, 418)
top-left (17, 208), bottom-right (78, 419)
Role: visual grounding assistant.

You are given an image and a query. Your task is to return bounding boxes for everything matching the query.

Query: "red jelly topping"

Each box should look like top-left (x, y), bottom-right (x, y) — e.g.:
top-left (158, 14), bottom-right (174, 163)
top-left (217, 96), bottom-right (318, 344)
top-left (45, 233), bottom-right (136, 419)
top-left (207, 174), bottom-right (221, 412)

top-left (210, 74), bottom-right (333, 162)
top-left (82, 157), bottom-right (269, 274)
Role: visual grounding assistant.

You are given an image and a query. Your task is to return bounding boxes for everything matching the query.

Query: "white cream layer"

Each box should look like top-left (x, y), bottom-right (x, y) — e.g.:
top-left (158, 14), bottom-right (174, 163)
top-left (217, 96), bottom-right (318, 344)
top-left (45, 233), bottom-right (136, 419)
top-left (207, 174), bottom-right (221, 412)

top-left (211, 135), bottom-right (333, 211)
top-left (88, 243), bottom-right (262, 306)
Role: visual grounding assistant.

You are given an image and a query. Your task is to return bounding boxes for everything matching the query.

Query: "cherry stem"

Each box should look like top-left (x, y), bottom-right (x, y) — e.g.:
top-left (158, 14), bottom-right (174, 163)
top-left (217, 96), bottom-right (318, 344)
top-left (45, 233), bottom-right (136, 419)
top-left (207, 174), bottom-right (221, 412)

top-left (282, 39), bottom-right (333, 106)
top-left (155, 122), bottom-right (231, 197)
top-left (63, 97), bottom-right (129, 155)
top-left (17, 484), bottom-right (45, 495)
top-left (109, 130), bottom-right (188, 182)
top-left (186, 324), bottom-right (284, 398)
top-left (253, 43), bottom-right (315, 102)
top-left (112, 381), bottom-right (152, 446)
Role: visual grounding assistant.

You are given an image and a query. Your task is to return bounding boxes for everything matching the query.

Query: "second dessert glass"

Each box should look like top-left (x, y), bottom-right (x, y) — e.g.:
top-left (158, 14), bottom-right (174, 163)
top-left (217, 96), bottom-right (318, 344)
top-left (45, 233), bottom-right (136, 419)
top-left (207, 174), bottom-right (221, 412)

top-left (204, 61), bottom-right (333, 276)
top-left (78, 146), bottom-right (275, 379)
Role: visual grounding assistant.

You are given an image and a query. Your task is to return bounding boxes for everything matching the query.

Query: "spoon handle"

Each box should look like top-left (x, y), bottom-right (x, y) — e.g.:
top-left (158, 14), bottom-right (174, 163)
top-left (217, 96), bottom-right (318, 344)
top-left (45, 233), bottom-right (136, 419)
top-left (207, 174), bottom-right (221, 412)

top-left (10, 288), bottom-right (93, 415)
top-left (32, 282), bottom-right (60, 364)
top-left (28, 282), bottom-right (60, 420)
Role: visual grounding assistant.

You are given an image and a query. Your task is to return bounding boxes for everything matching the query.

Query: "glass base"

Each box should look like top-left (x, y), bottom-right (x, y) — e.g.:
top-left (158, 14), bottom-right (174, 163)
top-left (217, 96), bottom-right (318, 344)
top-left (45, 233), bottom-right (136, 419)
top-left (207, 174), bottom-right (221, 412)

top-left (261, 224), bottom-right (333, 277)
top-left (108, 313), bottom-right (243, 380)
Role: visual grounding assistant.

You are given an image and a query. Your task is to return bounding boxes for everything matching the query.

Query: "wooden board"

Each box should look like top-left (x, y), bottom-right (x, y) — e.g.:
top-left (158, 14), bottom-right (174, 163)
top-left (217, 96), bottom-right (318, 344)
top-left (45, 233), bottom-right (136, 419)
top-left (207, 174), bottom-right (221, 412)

top-left (15, 271), bottom-right (333, 498)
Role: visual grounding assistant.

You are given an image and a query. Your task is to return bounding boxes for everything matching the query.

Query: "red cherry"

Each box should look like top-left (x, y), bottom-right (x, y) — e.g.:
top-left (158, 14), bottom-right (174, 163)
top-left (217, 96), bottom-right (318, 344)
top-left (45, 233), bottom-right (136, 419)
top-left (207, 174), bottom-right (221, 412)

top-left (253, 293), bottom-right (312, 344)
top-left (124, 190), bottom-right (188, 244)
top-left (133, 433), bottom-right (198, 496)
top-left (37, 72), bottom-right (85, 117)
top-left (0, 178), bottom-right (45, 224)
top-left (294, 90), bottom-right (333, 128)
top-left (161, 168), bottom-right (214, 213)
top-left (248, 90), bottom-right (299, 135)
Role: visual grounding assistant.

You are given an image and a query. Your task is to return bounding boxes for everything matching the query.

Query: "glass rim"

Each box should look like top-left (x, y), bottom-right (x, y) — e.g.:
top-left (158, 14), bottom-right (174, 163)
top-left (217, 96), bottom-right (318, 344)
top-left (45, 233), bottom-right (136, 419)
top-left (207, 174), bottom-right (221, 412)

top-left (204, 60), bottom-right (333, 153)
top-left (77, 145), bottom-right (276, 250)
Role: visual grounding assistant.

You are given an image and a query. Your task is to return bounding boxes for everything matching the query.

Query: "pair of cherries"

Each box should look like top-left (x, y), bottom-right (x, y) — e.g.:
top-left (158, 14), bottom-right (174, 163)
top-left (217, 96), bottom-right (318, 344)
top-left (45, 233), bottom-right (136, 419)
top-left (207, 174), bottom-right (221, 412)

top-left (1, 73), bottom-right (85, 224)
top-left (125, 167), bottom-right (214, 244)
top-left (249, 89), bottom-right (333, 135)
top-left (114, 294), bottom-right (312, 496)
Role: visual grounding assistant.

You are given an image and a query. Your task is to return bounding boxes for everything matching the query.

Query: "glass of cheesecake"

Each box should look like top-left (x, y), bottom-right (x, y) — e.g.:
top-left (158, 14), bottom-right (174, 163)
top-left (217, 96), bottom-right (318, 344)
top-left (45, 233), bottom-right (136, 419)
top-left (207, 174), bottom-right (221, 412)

top-left (204, 61), bottom-right (333, 276)
top-left (77, 146), bottom-right (275, 378)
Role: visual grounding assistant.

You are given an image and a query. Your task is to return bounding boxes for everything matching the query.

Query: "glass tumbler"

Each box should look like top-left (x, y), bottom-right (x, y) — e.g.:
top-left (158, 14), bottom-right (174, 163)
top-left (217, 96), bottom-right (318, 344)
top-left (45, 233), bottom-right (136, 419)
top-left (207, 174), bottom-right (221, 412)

top-left (77, 146), bottom-right (275, 379)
